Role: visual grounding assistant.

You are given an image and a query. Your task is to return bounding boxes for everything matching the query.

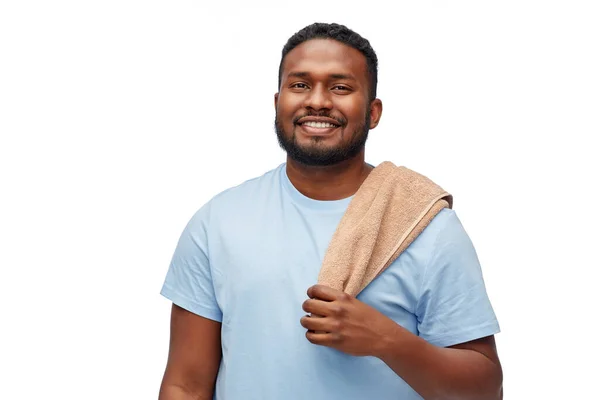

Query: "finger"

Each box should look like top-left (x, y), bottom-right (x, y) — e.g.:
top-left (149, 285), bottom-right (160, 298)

top-left (302, 298), bottom-right (334, 316)
top-left (300, 315), bottom-right (337, 332)
top-left (305, 330), bottom-right (334, 346)
top-left (307, 284), bottom-right (345, 301)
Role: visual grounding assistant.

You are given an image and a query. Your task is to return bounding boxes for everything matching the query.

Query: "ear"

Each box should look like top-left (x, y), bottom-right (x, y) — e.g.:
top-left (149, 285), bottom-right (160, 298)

top-left (369, 98), bottom-right (383, 129)
top-left (274, 93), bottom-right (279, 111)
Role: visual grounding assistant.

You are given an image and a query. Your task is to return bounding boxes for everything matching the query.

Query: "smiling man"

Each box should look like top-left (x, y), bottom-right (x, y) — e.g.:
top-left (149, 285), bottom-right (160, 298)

top-left (275, 38), bottom-right (376, 171)
top-left (158, 23), bottom-right (502, 400)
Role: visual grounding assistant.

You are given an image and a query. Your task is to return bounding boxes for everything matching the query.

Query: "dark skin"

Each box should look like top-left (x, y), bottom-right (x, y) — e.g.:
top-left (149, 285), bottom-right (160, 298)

top-left (301, 285), bottom-right (503, 400)
top-left (159, 304), bottom-right (221, 400)
top-left (159, 38), bottom-right (502, 399)
top-left (274, 39), bottom-right (381, 200)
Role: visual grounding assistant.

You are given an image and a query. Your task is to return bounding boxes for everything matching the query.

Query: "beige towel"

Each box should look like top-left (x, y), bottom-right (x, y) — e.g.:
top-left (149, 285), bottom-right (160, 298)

top-left (317, 161), bottom-right (453, 297)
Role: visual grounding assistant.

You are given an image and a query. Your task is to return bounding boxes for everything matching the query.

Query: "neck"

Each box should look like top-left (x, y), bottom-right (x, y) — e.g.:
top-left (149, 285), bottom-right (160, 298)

top-left (285, 151), bottom-right (373, 201)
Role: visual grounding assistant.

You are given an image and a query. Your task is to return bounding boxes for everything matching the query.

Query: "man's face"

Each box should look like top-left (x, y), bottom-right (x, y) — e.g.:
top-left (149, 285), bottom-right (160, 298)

top-left (275, 39), bottom-right (381, 166)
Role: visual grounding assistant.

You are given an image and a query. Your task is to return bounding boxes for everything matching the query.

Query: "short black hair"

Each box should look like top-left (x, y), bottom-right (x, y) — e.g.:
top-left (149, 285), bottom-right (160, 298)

top-left (278, 22), bottom-right (378, 101)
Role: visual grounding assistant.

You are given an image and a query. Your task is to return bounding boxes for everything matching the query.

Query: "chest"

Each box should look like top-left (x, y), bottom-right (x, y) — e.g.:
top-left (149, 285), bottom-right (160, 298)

top-left (207, 204), bottom-right (420, 333)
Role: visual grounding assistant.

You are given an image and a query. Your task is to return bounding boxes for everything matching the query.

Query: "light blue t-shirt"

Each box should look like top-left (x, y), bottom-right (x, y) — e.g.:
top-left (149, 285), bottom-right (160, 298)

top-left (161, 163), bottom-right (500, 400)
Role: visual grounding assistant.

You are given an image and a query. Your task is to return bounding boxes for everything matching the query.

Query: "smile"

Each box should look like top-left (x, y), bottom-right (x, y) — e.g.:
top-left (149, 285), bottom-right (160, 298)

top-left (297, 122), bottom-right (340, 137)
top-left (302, 121), bottom-right (339, 128)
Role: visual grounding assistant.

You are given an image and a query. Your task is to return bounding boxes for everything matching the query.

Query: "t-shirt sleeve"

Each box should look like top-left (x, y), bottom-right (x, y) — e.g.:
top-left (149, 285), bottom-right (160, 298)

top-left (415, 210), bottom-right (500, 347)
top-left (160, 203), bottom-right (223, 322)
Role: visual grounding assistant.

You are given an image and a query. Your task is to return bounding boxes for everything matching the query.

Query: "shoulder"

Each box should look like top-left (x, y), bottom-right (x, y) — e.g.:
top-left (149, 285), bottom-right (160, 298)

top-left (209, 163), bottom-right (284, 213)
top-left (187, 163), bottom-right (285, 228)
top-left (382, 208), bottom-right (464, 280)
top-left (212, 163), bottom-right (283, 202)
top-left (396, 208), bottom-right (472, 280)
top-left (415, 207), bottom-right (479, 272)
top-left (411, 208), bottom-right (464, 250)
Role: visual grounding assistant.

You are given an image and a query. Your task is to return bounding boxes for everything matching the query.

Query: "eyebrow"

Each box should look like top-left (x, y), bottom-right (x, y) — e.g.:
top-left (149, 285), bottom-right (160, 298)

top-left (287, 71), bottom-right (356, 81)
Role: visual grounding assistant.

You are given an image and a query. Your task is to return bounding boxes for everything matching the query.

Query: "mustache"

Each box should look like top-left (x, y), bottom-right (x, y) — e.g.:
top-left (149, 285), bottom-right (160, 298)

top-left (292, 112), bottom-right (346, 126)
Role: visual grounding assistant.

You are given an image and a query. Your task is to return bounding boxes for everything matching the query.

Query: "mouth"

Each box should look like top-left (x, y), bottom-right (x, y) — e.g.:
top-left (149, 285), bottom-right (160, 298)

top-left (295, 117), bottom-right (343, 137)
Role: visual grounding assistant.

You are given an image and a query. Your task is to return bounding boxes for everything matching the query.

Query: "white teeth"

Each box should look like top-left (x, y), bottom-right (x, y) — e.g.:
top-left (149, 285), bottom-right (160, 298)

top-left (304, 121), bottom-right (337, 128)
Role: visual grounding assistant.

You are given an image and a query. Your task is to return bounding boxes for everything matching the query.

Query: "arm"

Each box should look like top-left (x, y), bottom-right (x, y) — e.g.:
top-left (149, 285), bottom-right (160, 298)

top-left (301, 286), bottom-right (503, 400)
top-left (159, 202), bottom-right (223, 399)
top-left (377, 325), bottom-right (502, 400)
top-left (302, 210), bottom-right (502, 398)
top-left (159, 304), bottom-right (222, 400)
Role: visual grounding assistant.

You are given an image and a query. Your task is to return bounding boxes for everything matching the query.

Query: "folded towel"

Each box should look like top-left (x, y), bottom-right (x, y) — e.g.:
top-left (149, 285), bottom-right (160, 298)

top-left (317, 161), bottom-right (453, 297)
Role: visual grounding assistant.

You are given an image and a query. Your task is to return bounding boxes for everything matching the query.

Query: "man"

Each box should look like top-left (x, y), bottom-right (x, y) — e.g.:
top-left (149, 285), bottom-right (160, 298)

top-left (158, 22), bottom-right (502, 400)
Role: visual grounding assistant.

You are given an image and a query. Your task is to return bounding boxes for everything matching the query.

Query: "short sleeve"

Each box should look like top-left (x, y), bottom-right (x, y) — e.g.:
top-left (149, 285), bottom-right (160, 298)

top-left (416, 210), bottom-right (500, 347)
top-left (160, 203), bottom-right (223, 322)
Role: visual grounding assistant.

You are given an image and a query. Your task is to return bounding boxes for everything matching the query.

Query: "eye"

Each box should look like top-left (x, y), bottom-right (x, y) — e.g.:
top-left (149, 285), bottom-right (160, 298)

top-left (332, 85), bottom-right (351, 92)
top-left (290, 82), bottom-right (309, 89)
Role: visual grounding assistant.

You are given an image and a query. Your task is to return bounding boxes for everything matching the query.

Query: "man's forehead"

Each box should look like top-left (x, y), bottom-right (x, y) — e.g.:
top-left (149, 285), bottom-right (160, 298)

top-left (287, 71), bottom-right (357, 81)
top-left (281, 39), bottom-right (368, 79)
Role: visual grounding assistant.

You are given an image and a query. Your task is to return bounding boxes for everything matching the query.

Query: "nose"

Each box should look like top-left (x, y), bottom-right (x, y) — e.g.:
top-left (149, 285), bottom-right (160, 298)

top-left (303, 84), bottom-right (333, 111)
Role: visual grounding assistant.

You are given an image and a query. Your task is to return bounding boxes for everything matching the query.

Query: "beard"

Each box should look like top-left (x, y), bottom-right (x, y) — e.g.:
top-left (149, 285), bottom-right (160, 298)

top-left (274, 109), bottom-right (371, 167)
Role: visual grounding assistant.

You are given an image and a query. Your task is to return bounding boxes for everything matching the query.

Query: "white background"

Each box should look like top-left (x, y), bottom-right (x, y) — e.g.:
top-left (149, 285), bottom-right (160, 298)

top-left (1, 1), bottom-right (599, 398)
